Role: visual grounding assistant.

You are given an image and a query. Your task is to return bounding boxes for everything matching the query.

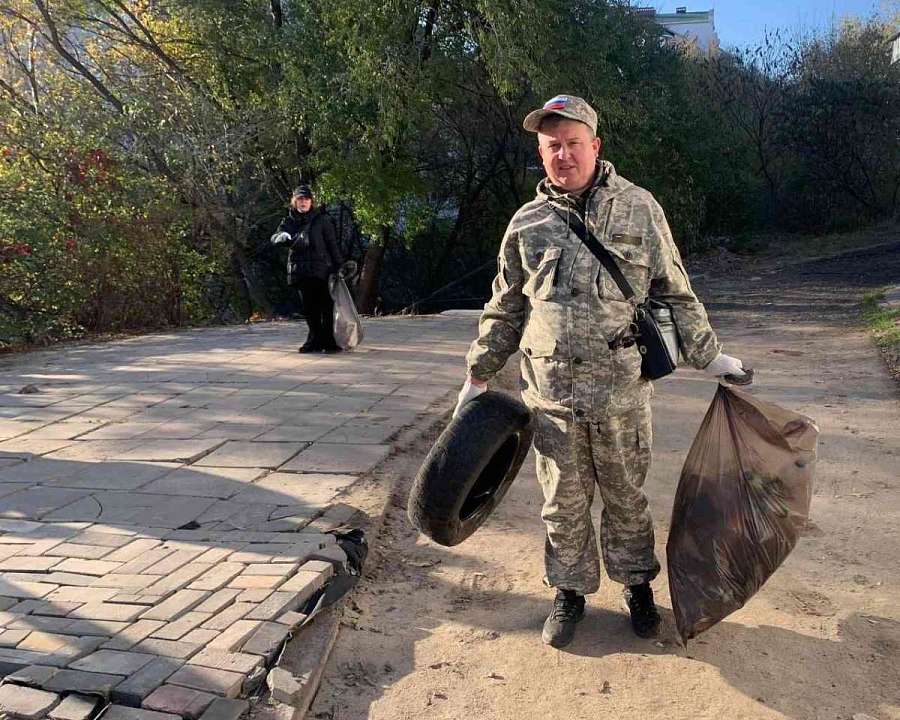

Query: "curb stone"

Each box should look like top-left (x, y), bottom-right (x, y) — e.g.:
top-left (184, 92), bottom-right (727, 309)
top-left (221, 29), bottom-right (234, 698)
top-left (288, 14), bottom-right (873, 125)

top-left (259, 384), bottom-right (465, 719)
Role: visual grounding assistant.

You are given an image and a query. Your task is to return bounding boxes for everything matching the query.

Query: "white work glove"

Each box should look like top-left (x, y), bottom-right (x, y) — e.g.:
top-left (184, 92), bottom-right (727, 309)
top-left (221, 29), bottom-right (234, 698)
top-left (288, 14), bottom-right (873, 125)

top-left (452, 379), bottom-right (486, 419)
top-left (271, 231), bottom-right (291, 245)
top-left (704, 353), bottom-right (752, 385)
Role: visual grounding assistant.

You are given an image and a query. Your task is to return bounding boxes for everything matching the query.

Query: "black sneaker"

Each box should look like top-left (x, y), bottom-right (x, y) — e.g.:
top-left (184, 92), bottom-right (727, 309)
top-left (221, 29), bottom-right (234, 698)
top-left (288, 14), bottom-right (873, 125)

top-left (541, 589), bottom-right (585, 648)
top-left (322, 344), bottom-right (343, 354)
top-left (298, 341), bottom-right (321, 353)
top-left (624, 582), bottom-right (660, 638)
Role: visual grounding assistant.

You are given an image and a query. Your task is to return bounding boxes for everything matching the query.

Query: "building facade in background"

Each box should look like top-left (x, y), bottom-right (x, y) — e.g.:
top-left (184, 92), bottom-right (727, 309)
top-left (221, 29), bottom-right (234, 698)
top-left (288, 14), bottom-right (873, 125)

top-left (637, 6), bottom-right (720, 57)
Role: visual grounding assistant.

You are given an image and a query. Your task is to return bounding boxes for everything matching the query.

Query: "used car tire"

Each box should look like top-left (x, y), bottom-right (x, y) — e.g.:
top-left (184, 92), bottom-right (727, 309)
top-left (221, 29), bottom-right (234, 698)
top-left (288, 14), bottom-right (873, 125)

top-left (407, 391), bottom-right (534, 546)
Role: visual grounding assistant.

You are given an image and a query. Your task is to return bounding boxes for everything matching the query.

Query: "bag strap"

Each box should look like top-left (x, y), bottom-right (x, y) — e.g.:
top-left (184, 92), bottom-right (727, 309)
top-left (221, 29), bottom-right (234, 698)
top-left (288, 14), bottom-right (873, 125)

top-left (549, 205), bottom-right (636, 301)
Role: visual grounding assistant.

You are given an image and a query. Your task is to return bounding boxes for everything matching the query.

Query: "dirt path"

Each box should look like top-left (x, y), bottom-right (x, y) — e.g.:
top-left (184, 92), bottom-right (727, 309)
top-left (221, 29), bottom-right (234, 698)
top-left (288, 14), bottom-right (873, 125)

top-left (309, 242), bottom-right (900, 720)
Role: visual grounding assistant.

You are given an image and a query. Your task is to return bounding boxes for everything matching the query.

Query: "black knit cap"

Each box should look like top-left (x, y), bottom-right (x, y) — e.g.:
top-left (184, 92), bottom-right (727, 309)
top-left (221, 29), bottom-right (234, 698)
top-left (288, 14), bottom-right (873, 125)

top-left (292, 184), bottom-right (313, 199)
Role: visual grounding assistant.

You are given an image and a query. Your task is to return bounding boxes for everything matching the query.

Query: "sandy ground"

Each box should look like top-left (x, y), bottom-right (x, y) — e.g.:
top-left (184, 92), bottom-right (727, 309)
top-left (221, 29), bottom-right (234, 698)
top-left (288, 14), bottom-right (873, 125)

top-left (309, 242), bottom-right (900, 720)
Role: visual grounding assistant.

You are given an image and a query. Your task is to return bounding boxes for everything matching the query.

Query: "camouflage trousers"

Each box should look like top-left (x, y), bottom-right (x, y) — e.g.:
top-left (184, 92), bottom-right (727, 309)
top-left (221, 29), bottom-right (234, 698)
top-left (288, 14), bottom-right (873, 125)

top-left (532, 403), bottom-right (660, 594)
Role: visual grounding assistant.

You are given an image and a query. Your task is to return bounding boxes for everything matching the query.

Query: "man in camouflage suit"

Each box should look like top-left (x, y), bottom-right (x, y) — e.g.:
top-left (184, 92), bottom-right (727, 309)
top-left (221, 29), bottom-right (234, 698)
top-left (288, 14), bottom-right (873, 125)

top-left (453, 95), bottom-right (750, 648)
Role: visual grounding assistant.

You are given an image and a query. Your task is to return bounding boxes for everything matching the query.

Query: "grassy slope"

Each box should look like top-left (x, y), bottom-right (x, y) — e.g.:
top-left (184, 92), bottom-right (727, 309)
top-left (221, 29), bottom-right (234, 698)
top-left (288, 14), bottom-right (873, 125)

top-left (862, 290), bottom-right (900, 381)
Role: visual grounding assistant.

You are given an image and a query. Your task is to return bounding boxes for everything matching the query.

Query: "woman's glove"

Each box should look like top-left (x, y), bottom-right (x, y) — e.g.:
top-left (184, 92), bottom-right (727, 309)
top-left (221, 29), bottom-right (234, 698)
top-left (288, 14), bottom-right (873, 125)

top-left (271, 231), bottom-right (291, 245)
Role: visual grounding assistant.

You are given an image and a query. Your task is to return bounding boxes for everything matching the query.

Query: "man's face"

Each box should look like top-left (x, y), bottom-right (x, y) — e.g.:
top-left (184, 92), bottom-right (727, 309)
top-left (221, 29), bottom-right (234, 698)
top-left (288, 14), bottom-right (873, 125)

top-left (293, 196), bottom-right (313, 212)
top-left (537, 119), bottom-right (601, 193)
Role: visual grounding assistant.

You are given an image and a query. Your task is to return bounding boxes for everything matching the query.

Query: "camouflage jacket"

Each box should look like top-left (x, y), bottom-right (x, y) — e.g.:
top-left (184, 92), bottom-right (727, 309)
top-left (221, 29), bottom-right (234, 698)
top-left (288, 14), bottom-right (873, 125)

top-left (465, 161), bottom-right (721, 420)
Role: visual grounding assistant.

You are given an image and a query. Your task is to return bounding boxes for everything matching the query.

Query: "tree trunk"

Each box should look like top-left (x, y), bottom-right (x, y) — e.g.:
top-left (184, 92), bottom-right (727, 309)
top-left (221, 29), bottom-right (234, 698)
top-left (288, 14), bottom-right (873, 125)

top-left (356, 226), bottom-right (389, 314)
top-left (232, 246), bottom-right (273, 319)
top-left (270, 1), bottom-right (284, 28)
top-left (419, 4), bottom-right (438, 63)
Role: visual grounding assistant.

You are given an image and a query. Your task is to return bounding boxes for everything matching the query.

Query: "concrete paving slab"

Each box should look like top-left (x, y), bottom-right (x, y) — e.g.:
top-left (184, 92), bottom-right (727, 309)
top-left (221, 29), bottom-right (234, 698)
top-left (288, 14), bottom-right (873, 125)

top-left (42, 542), bottom-right (115, 560)
top-left (140, 467), bottom-right (264, 499)
top-left (48, 693), bottom-right (99, 720)
top-left (4, 663), bottom-right (58, 687)
top-left (195, 424), bottom-right (270, 440)
top-left (197, 698), bottom-right (249, 720)
top-left (229, 472), bottom-right (356, 507)
top-left (140, 590), bottom-right (209, 621)
top-left (193, 502), bottom-right (278, 530)
top-left (253, 423), bottom-right (340, 442)
top-left (181, 628), bottom-right (218, 646)
top-left (43, 667), bottom-right (125, 695)
top-left (110, 656), bottom-right (183, 705)
top-left (0, 578), bottom-right (59, 598)
top-left (45, 441), bottom-right (140, 462)
top-left (132, 638), bottom-right (202, 660)
top-left (24, 423), bottom-right (101, 441)
top-left (70, 649), bottom-right (157, 675)
top-left (143, 684), bottom-right (217, 719)
top-left (0, 439), bottom-right (74, 457)
top-left (0, 488), bottom-right (93, 520)
top-left (48, 493), bottom-right (218, 529)
top-left (110, 440), bottom-right (224, 464)
top-left (49, 559), bottom-right (121, 576)
top-left (0, 421), bottom-right (44, 441)
top-left (100, 705), bottom-right (181, 720)
top-left (67, 602), bottom-right (146, 622)
top-left (43, 462), bottom-right (179, 491)
top-left (0, 556), bottom-right (62, 572)
top-left (77, 423), bottom-right (162, 441)
top-left (193, 589), bottom-right (241, 614)
top-left (317, 421), bottom-right (403, 444)
top-left (240, 621), bottom-right (289, 663)
top-left (279, 442), bottom-right (392, 474)
top-left (167, 663), bottom-right (244, 698)
top-left (194, 441), bottom-right (307, 469)
top-left (8, 599), bottom-right (81, 617)
top-left (0, 684), bottom-right (60, 718)
top-left (102, 619), bottom-right (166, 651)
top-left (0, 627), bottom-right (30, 646)
top-left (0, 460), bottom-right (81, 484)
top-left (0, 482), bottom-right (33, 501)
top-left (151, 611), bottom-right (213, 640)
top-left (188, 649), bottom-right (263, 675)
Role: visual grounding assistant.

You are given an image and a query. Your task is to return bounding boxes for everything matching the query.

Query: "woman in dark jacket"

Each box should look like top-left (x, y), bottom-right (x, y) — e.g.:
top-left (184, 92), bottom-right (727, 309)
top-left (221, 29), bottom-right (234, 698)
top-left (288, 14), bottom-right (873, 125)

top-left (271, 184), bottom-right (344, 353)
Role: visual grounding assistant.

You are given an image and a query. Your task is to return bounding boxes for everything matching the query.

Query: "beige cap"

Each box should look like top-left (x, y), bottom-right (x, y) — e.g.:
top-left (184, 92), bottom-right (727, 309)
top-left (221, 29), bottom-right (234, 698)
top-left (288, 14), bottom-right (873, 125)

top-left (523, 95), bottom-right (597, 134)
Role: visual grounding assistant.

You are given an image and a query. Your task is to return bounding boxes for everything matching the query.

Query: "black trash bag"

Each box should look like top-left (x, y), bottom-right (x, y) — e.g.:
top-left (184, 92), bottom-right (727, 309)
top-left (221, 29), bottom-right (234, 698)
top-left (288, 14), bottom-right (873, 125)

top-left (667, 385), bottom-right (819, 644)
top-left (300, 528), bottom-right (369, 617)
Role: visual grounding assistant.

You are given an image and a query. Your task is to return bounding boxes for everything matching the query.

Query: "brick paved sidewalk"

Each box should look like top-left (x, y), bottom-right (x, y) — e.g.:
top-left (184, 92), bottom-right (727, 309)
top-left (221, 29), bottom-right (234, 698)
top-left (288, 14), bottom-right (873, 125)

top-left (0, 317), bottom-right (474, 718)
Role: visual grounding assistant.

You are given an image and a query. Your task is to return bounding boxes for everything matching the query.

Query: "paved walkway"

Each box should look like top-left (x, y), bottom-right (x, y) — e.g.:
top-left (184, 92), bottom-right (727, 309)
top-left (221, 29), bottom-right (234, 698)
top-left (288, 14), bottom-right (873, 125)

top-left (0, 318), bottom-right (474, 718)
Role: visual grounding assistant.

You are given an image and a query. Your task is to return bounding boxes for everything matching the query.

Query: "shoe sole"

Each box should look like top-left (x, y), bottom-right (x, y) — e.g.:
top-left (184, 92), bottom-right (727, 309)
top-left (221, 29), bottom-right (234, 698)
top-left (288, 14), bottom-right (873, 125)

top-left (621, 597), bottom-right (660, 638)
top-left (541, 612), bottom-right (585, 648)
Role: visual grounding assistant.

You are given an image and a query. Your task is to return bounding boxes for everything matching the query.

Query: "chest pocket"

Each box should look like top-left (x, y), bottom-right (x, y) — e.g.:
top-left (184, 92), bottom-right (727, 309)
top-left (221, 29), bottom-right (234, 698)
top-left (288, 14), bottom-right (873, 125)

top-left (522, 246), bottom-right (563, 301)
top-left (596, 240), bottom-right (651, 302)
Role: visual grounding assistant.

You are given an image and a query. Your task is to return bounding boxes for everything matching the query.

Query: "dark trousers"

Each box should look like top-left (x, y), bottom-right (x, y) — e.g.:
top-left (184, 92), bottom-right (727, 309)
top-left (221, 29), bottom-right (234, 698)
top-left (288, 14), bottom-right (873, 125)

top-left (297, 277), bottom-right (336, 348)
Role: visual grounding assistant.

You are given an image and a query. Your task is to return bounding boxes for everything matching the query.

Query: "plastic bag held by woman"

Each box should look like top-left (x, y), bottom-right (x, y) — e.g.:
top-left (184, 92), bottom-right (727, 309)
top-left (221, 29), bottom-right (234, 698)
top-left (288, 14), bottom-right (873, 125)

top-left (329, 273), bottom-right (363, 350)
top-left (666, 386), bottom-right (819, 644)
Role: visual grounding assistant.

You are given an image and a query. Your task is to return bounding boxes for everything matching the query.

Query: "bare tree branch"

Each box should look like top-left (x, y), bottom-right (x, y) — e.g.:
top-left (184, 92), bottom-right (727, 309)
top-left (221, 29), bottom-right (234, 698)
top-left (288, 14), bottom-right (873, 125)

top-left (89, 1), bottom-right (221, 108)
top-left (0, 75), bottom-right (36, 115)
top-left (30, 0), bottom-right (124, 113)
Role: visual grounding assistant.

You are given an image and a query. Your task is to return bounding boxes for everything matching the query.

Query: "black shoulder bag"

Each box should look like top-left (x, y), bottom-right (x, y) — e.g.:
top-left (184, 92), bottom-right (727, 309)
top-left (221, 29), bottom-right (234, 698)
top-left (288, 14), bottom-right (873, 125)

top-left (554, 207), bottom-right (679, 380)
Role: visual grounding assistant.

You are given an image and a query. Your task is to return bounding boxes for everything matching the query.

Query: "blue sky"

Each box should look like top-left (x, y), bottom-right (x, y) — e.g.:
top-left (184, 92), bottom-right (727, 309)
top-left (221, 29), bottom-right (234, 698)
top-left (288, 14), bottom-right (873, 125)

top-left (651, 0), bottom-right (893, 49)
